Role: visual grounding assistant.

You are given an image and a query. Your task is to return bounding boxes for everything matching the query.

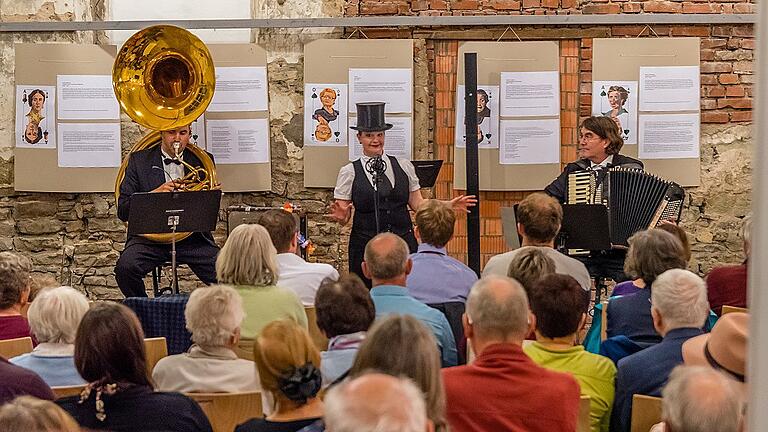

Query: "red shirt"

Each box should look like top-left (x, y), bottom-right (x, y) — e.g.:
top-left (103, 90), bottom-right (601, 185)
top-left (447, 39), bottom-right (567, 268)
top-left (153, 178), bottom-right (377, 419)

top-left (706, 262), bottom-right (747, 316)
top-left (0, 315), bottom-right (36, 345)
top-left (442, 343), bottom-right (580, 432)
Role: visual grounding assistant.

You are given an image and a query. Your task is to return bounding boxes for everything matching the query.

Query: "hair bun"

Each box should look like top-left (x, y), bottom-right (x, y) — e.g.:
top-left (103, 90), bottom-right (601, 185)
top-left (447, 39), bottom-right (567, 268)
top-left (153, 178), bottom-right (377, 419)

top-left (277, 362), bottom-right (322, 404)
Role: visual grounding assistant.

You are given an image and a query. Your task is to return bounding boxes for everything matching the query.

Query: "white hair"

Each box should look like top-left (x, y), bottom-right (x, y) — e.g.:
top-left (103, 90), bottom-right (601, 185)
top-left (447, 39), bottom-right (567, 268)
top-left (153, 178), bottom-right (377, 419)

top-left (662, 366), bottom-right (742, 432)
top-left (466, 275), bottom-right (529, 340)
top-left (185, 285), bottom-right (245, 347)
top-left (27, 286), bottom-right (89, 344)
top-left (652, 269), bottom-right (709, 330)
top-left (741, 213), bottom-right (752, 256)
top-left (325, 374), bottom-right (427, 432)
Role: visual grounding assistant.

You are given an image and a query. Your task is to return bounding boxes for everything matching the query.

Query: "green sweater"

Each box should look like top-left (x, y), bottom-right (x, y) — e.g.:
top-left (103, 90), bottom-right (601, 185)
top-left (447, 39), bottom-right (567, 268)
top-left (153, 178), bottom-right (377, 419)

top-left (524, 342), bottom-right (616, 432)
top-left (234, 284), bottom-right (308, 339)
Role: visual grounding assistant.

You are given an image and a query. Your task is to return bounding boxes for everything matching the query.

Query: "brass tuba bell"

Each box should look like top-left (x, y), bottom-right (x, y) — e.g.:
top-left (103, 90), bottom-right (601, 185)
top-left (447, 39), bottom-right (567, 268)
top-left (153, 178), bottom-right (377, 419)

top-left (113, 25), bottom-right (219, 243)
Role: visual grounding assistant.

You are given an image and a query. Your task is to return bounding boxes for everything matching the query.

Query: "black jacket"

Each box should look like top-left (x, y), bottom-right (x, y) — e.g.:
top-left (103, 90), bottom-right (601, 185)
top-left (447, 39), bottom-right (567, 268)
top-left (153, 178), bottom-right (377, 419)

top-left (544, 154), bottom-right (643, 203)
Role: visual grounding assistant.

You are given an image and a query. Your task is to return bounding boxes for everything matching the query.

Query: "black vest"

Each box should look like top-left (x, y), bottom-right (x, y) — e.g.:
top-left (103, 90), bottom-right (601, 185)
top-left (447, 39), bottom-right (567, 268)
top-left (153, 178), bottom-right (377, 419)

top-left (350, 155), bottom-right (412, 240)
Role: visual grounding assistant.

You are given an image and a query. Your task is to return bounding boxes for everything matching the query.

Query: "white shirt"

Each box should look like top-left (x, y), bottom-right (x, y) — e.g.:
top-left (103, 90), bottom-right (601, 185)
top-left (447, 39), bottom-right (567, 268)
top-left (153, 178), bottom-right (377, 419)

top-left (276, 253), bottom-right (339, 306)
top-left (160, 149), bottom-right (184, 181)
top-left (589, 154), bottom-right (614, 170)
top-left (152, 345), bottom-right (260, 393)
top-left (334, 153), bottom-right (421, 200)
top-left (481, 246), bottom-right (592, 291)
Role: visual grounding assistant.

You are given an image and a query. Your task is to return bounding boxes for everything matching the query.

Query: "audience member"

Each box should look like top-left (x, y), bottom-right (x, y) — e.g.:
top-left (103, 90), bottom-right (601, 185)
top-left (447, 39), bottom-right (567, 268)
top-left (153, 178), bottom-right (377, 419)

top-left (707, 214), bottom-right (751, 315)
top-left (610, 269), bottom-right (709, 432)
top-left (57, 303), bottom-right (212, 432)
top-left (0, 357), bottom-right (54, 404)
top-left (682, 312), bottom-right (748, 391)
top-left (259, 210), bottom-right (339, 305)
top-left (525, 274), bottom-right (616, 432)
top-left (482, 193), bottom-right (591, 291)
top-left (0, 252), bottom-right (35, 343)
top-left (314, 274), bottom-right (374, 385)
top-left (0, 396), bottom-right (81, 432)
top-left (407, 199), bottom-right (477, 304)
top-left (217, 224), bottom-right (308, 359)
top-left (363, 233), bottom-right (457, 367)
top-left (612, 223), bottom-right (691, 297)
top-left (443, 276), bottom-right (580, 432)
top-left (653, 366), bottom-right (743, 432)
top-left (11, 286), bottom-right (89, 386)
top-left (607, 229), bottom-right (687, 345)
top-left (506, 246), bottom-right (556, 298)
top-left (152, 285), bottom-right (260, 393)
top-left (349, 314), bottom-right (447, 432)
top-left (236, 320), bottom-right (323, 432)
top-left (324, 373), bottom-right (430, 432)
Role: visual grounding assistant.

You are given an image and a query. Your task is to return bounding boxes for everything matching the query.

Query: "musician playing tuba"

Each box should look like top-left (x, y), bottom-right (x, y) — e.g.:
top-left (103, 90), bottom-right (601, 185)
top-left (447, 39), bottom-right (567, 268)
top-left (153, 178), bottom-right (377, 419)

top-left (113, 26), bottom-right (219, 298)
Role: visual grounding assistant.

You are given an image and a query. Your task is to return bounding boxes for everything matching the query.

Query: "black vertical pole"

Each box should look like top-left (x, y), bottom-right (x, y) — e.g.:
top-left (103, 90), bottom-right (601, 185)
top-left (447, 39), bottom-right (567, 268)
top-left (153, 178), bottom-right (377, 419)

top-left (464, 53), bottom-right (481, 276)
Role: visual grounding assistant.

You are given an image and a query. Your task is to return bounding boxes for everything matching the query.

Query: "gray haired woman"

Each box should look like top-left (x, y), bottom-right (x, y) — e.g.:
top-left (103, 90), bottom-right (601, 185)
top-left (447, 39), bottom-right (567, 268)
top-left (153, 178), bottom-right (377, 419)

top-left (11, 286), bottom-right (89, 386)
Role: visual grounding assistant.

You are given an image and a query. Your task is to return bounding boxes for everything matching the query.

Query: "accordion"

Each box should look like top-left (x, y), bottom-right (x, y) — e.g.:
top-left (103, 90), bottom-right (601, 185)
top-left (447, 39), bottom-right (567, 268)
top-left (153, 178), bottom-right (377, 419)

top-left (566, 167), bottom-right (685, 247)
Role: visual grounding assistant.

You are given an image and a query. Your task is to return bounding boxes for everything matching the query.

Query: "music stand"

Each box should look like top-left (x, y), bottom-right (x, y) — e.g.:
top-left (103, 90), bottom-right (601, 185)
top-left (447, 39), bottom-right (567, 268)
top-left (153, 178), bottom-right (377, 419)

top-left (128, 190), bottom-right (222, 294)
top-left (560, 204), bottom-right (612, 251)
top-left (412, 160), bottom-right (443, 188)
top-left (500, 206), bottom-right (521, 250)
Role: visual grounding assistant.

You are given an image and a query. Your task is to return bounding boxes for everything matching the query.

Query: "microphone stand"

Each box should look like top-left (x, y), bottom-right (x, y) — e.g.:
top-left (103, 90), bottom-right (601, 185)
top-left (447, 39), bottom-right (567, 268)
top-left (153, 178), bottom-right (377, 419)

top-left (365, 156), bottom-right (387, 234)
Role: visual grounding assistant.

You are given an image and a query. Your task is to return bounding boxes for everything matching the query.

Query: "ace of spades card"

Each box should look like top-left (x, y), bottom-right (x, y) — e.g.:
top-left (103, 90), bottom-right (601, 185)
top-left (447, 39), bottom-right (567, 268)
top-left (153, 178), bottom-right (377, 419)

top-left (454, 85), bottom-right (500, 150)
top-left (304, 83), bottom-right (348, 147)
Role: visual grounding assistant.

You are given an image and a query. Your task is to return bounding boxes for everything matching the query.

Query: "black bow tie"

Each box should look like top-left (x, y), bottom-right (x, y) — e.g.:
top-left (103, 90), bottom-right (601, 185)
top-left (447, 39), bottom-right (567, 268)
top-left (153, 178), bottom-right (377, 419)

top-left (164, 158), bottom-right (182, 166)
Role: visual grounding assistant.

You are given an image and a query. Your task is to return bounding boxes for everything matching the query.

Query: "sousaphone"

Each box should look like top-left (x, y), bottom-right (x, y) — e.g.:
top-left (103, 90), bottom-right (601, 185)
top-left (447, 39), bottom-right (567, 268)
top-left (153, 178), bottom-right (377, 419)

top-left (113, 25), bottom-right (218, 243)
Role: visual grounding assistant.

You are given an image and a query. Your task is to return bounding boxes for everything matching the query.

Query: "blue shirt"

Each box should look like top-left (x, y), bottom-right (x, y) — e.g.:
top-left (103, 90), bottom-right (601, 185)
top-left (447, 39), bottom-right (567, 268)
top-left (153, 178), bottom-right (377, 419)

top-left (11, 353), bottom-right (85, 387)
top-left (610, 327), bottom-right (704, 432)
top-left (370, 285), bottom-right (458, 367)
top-left (406, 243), bottom-right (478, 304)
top-left (320, 332), bottom-right (366, 386)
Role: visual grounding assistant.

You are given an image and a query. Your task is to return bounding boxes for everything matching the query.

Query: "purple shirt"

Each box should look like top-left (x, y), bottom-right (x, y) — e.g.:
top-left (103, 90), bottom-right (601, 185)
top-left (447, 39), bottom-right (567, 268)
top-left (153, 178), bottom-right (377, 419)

top-left (406, 243), bottom-right (478, 304)
top-left (611, 280), bottom-right (644, 297)
top-left (0, 356), bottom-right (54, 404)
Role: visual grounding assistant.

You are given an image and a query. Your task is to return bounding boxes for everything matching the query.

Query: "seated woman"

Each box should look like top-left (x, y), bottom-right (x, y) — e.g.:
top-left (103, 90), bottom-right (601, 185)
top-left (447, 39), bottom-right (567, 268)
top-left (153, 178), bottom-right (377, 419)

top-left (0, 396), bottom-right (81, 432)
top-left (349, 315), bottom-right (448, 432)
top-left (0, 252), bottom-right (35, 343)
top-left (236, 320), bottom-right (323, 432)
top-left (607, 228), bottom-right (687, 346)
top-left (152, 284), bottom-right (260, 393)
top-left (216, 224), bottom-right (307, 360)
top-left (11, 286), bottom-right (89, 386)
top-left (56, 303), bottom-right (212, 432)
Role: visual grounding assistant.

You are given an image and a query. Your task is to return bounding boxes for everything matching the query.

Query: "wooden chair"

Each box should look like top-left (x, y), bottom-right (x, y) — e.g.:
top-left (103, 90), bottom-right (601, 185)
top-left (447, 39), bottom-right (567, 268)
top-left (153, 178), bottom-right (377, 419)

top-left (0, 337), bottom-right (33, 359)
top-left (630, 394), bottom-right (663, 432)
top-left (721, 305), bottom-right (748, 315)
top-left (52, 385), bottom-right (86, 399)
top-left (577, 395), bottom-right (591, 432)
top-left (304, 307), bottom-right (329, 351)
top-left (144, 337), bottom-right (168, 376)
top-left (186, 392), bottom-right (263, 432)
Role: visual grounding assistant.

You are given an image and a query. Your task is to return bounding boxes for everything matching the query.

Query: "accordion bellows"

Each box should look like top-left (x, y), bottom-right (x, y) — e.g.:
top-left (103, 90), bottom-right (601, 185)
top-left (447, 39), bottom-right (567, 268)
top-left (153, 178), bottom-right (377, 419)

top-left (567, 168), bottom-right (685, 246)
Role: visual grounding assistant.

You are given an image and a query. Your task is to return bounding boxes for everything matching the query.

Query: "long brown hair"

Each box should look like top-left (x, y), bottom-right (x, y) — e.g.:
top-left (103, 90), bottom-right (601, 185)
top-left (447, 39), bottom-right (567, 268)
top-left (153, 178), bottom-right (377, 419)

top-left (74, 302), bottom-right (151, 387)
top-left (349, 315), bottom-right (448, 431)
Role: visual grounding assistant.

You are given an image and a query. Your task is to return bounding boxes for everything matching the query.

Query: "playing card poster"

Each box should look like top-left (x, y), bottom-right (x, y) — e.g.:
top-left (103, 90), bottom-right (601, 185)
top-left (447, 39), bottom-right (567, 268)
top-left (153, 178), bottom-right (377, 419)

top-left (454, 85), bottom-right (499, 149)
top-left (304, 84), bottom-right (348, 147)
top-left (16, 85), bottom-right (56, 149)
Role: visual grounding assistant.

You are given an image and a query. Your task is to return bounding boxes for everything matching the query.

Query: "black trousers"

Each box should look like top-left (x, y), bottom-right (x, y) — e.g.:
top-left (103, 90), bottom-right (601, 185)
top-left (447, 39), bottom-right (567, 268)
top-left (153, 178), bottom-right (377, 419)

top-left (576, 250), bottom-right (629, 283)
top-left (115, 233), bottom-right (219, 298)
top-left (349, 230), bottom-right (418, 287)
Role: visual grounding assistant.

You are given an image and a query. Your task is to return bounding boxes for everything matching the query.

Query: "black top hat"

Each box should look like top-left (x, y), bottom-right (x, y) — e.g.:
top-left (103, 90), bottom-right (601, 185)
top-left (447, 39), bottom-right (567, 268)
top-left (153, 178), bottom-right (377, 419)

top-left (350, 102), bottom-right (393, 132)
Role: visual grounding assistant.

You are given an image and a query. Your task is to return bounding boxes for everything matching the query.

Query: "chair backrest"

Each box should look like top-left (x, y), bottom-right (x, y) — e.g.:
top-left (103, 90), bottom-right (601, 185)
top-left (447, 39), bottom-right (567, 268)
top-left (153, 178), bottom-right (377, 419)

top-left (600, 300), bottom-right (609, 341)
top-left (144, 337), bottom-right (168, 375)
top-left (52, 385), bottom-right (87, 399)
top-left (577, 395), bottom-right (591, 432)
top-left (304, 307), bottom-right (329, 351)
top-left (186, 392), bottom-right (263, 432)
top-left (722, 305), bottom-right (748, 315)
top-left (0, 337), bottom-right (33, 359)
top-left (631, 394), bottom-right (663, 432)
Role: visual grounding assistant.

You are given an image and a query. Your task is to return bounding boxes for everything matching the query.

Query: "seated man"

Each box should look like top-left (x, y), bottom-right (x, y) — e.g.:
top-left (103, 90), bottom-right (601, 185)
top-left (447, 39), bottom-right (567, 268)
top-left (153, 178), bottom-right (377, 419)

top-left (114, 125), bottom-right (219, 297)
top-left (314, 275), bottom-right (375, 385)
top-left (259, 209), bottom-right (339, 305)
top-left (706, 213), bottom-right (750, 315)
top-left (443, 276), bottom-right (580, 432)
top-left (611, 269), bottom-right (710, 432)
top-left (525, 274), bottom-right (616, 432)
top-left (364, 233), bottom-right (458, 367)
top-left (482, 193), bottom-right (591, 291)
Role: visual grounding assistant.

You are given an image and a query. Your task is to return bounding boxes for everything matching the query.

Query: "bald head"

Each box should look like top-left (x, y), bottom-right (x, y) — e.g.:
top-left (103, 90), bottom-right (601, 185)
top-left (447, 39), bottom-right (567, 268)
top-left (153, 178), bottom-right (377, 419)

top-left (466, 276), bottom-right (530, 342)
top-left (363, 233), bottom-right (411, 282)
top-left (662, 366), bottom-right (742, 432)
top-left (325, 373), bottom-right (428, 432)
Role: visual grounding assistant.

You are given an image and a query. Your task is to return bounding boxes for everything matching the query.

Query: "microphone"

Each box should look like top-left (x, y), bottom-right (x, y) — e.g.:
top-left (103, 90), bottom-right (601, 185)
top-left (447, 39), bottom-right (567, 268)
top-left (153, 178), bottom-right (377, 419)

top-left (365, 155), bottom-right (387, 176)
